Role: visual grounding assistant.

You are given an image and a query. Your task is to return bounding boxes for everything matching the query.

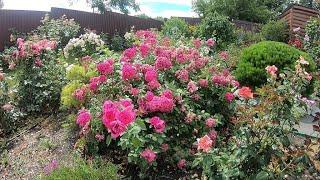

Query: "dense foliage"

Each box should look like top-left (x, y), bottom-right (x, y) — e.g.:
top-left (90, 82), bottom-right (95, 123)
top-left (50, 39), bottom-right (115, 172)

top-left (305, 17), bottom-right (320, 66)
top-left (235, 41), bottom-right (316, 88)
top-left (35, 14), bottom-right (81, 48)
top-left (197, 12), bottom-right (236, 49)
top-left (193, 0), bottom-right (291, 23)
top-left (161, 18), bottom-right (190, 40)
top-left (261, 20), bottom-right (289, 43)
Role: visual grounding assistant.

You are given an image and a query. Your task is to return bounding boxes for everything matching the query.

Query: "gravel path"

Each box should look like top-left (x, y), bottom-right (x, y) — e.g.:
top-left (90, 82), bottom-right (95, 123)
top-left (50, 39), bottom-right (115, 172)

top-left (0, 116), bottom-right (75, 180)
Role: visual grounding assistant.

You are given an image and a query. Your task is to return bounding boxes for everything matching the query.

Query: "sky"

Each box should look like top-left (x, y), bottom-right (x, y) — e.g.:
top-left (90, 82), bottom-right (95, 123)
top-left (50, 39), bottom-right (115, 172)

top-left (2, 0), bottom-right (198, 18)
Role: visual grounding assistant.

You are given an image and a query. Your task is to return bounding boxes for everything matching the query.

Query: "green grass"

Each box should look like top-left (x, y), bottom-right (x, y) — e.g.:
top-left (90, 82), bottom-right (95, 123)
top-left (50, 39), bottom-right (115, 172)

top-left (42, 157), bottom-right (119, 180)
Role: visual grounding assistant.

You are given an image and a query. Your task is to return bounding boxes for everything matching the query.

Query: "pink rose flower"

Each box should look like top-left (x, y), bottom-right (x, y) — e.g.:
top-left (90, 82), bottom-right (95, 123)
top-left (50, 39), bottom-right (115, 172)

top-left (123, 47), bottom-right (137, 60)
top-left (198, 79), bottom-right (208, 88)
top-left (139, 44), bottom-right (150, 57)
top-left (177, 159), bottom-right (186, 169)
top-left (197, 135), bottom-right (213, 153)
top-left (97, 59), bottom-right (114, 75)
top-left (238, 87), bottom-right (254, 99)
top-left (225, 92), bottom-right (234, 103)
top-left (208, 130), bottom-right (218, 145)
top-left (95, 134), bottom-right (105, 142)
top-left (206, 38), bottom-right (215, 47)
top-left (187, 81), bottom-right (198, 93)
top-left (73, 87), bottom-right (86, 101)
top-left (122, 63), bottom-right (137, 80)
top-left (149, 116), bottom-right (166, 133)
top-left (2, 104), bottom-right (14, 112)
top-left (193, 38), bottom-right (202, 48)
top-left (155, 56), bottom-right (172, 70)
top-left (130, 87), bottom-right (140, 96)
top-left (161, 143), bottom-right (169, 152)
top-left (141, 148), bottom-right (156, 163)
top-left (219, 51), bottom-right (229, 60)
top-left (265, 65), bottom-right (278, 77)
top-left (205, 118), bottom-right (216, 128)
top-left (145, 68), bottom-right (158, 82)
top-left (102, 99), bottom-right (136, 139)
top-left (0, 72), bottom-right (5, 81)
top-left (76, 109), bottom-right (92, 127)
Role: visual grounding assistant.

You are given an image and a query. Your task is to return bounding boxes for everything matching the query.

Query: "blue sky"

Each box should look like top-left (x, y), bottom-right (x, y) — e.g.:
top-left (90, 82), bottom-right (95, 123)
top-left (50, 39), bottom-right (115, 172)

top-left (2, 0), bottom-right (197, 18)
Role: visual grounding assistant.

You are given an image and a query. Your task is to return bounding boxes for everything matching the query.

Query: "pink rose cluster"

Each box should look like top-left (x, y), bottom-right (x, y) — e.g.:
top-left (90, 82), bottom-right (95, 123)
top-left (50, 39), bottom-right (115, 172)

top-left (212, 70), bottom-right (239, 87)
top-left (149, 116), bottom-right (166, 133)
top-left (31, 39), bottom-right (56, 55)
top-left (144, 91), bottom-right (175, 113)
top-left (76, 109), bottom-right (92, 127)
top-left (122, 63), bottom-right (137, 80)
top-left (97, 59), bottom-right (114, 75)
top-left (16, 38), bottom-right (26, 58)
top-left (89, 76), bottom-right (106, 91)
top-left (140, 148), bottom-right (157, 163)
top-left (73, 86), bottom-right (87, 102)
top-left (102, 99), bottom-right (136, 139)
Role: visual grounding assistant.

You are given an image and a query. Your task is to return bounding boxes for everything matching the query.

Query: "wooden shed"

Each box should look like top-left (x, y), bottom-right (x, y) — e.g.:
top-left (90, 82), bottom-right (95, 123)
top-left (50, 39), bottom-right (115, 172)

top-left (280, 4), bottom-right (319, 36)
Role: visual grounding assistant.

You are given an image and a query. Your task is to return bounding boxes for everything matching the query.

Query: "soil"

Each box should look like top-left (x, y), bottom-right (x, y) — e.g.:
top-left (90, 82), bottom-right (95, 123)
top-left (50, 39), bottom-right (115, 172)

top-left (0, 115), bottom-right (75, 179)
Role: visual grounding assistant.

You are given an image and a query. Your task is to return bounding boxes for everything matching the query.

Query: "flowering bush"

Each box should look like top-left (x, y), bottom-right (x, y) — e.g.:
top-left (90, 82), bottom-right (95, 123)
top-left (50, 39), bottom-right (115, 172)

top-left (63, 32), bottom-right (105, 62)
top-left (194, 59), bottom-right (319, 178)
top-left (36, 14), bottom-right (81, 48)
top-left (62, 30), bottom-right (241, 177)
top-left (0, 35), bottom-right (66, 113)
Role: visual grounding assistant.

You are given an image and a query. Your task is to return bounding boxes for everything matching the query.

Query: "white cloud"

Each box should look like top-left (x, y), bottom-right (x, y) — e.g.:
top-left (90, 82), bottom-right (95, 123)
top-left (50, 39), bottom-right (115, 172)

top-left (136, 0), bottom-right (193, 6)
top-left (2, 0), bottom-right (198, 18)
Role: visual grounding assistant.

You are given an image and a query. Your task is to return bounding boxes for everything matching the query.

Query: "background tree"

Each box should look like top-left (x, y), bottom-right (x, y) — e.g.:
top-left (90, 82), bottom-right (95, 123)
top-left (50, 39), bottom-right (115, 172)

top-left (76, 0), bottom-right (139, 14)
top-left (299, 0), bottom-right (320, 9)
top-left (135, 13), bottom-right (150, 19)
top-left (192, 0), bottom-right (293, 23)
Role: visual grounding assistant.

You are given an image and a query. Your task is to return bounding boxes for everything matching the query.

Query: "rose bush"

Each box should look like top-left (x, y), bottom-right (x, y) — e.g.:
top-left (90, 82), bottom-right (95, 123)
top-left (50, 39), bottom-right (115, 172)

top-left (61, 29), bottom-right (319, 178)
top-left (62, 30), bottom-right (244, 177)
top-left (194, 58), bottom-right (318, 179)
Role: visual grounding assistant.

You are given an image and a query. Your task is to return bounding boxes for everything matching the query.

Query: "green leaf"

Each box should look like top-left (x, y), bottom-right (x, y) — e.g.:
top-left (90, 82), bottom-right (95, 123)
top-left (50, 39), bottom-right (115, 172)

top-left (136, 119), bottom-right (147, 130)
top-left (255, 171), bottom-right (270, 180)
top-left (105, 135), bottom-right (112, 146)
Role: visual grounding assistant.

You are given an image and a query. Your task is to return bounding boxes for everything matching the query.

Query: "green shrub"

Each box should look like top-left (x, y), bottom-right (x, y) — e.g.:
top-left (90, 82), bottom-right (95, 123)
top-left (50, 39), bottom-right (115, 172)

top-left (161, 17), bottom-right (190, 39)
top-left (43, 159), bottom-right (118, 180)
top-left (235, 28), bottom-right (263, 46)
top-left (235, 41), bottom-right (316, 88)
top-left (198, 12), bottom-right (236, 49)
top-left (61, 81), bottom-right (84, 108)
top-left (261, 20), bottom-right (289, 43)
top-left (305, 17), bottom-right (320, 66)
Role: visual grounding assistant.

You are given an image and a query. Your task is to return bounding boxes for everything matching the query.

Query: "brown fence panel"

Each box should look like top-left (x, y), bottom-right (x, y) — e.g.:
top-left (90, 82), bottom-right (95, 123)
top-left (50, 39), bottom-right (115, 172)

top-left (0, 10), bottom-right (47, 51)
top-left (0, 8), bottom-right (163, 51)
top-left (50, 8), bottom-right (163, 36)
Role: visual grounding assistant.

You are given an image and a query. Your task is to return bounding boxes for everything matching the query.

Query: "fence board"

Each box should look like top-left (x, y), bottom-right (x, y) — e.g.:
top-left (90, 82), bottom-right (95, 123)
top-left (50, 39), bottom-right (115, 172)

top-left (0, 8), bottom-right (163, 51)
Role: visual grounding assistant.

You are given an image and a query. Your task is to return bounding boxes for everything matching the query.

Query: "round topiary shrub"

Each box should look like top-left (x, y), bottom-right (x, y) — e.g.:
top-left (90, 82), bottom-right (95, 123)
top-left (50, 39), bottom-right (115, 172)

top-left (235, 41), bottom-right (316, 88)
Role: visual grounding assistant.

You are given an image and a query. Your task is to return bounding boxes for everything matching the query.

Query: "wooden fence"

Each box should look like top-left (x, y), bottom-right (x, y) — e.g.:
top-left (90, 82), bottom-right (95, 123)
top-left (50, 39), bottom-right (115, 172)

top-left (0, 9), bottom-right (47, 51)
top-left (0, 8), bottom-right (163, 51)
top-left (280, 4), bottom-right (319, 36)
